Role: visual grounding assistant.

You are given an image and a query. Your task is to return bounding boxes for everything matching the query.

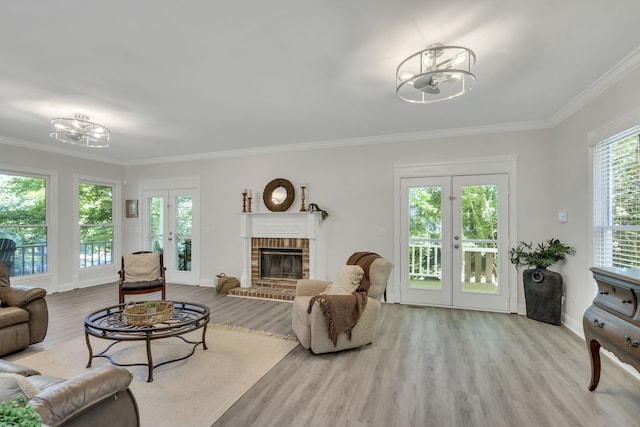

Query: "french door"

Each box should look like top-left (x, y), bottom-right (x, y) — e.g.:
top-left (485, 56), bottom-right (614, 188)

top-left (142, 189), bottom-right (198, 284)
top-left (400, 174), bottom-right (510, 312)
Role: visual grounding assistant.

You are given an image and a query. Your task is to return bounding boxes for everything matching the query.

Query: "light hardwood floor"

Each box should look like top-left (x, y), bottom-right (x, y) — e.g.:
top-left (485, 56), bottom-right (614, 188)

top-left (8, 283), bottom-right (640, 427)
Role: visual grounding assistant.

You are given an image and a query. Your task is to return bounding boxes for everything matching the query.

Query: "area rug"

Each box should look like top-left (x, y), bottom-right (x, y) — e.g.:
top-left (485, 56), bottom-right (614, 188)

top-left (13, 324), bottom-right (299, 427)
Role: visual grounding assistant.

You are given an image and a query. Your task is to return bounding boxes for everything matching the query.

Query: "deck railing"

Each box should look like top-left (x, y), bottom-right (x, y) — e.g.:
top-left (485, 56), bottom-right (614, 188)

top-left (6, 241), bottom-right (112, 276)
top-left (409, 238), bottom-right (498, 283)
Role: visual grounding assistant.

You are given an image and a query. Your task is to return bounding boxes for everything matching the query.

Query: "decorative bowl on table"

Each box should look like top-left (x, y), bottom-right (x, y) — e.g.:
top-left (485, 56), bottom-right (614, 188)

top-left (124, 301), bottom-right (174, 326)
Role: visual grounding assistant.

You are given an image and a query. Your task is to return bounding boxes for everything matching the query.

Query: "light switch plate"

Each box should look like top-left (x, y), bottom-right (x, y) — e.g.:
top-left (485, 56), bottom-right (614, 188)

top-left (558, 211), bottom-right (568, 223)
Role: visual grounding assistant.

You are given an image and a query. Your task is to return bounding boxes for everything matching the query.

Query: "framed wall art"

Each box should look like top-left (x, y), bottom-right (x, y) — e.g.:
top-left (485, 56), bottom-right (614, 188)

top-left (126, 199), bottom-right (138, 218)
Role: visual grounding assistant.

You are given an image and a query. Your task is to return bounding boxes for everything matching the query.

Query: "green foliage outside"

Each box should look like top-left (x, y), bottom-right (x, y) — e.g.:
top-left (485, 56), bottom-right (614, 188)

top-left (0, 174), bottom-right (46, 245)
top-left (409, 185), bottom-right (498, 241)
top-left (78, 183), bottom-right (113, 244)
top-left (409, 184), bottom-right (499, 282)
top-left (604, 134), bottom-right (640, 268)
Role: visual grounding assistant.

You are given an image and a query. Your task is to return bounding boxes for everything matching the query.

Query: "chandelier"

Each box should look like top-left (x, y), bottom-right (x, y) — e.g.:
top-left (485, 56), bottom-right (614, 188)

top-left (50, 114), bottom-right (110, 148)
top-left (396, 44), bottom-right (476, 104)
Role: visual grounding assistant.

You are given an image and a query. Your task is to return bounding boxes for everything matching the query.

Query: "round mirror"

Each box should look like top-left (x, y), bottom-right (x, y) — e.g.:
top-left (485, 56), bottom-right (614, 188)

top-left (263, 178), bottom-right (295, 212)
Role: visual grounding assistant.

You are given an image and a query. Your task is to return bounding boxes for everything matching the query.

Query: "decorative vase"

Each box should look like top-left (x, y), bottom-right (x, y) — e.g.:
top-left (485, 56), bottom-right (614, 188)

top-left (523, 267), bottom-right (563, 325)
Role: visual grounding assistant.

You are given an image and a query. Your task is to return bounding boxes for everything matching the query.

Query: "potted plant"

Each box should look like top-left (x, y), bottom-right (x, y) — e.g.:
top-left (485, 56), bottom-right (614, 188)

top-left (509, 238), bottom-right (576, 325)
top-left (0, 397), bottom-right (42, 426)
top-left (144, 301), bottom-right (159, 314)
top-left (308, 203), bottom-right (329, 222)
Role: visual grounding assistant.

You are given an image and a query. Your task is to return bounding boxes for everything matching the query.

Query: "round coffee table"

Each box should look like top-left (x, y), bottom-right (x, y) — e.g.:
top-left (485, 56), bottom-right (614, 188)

top-left (84, 301), bottom-right (210, 382)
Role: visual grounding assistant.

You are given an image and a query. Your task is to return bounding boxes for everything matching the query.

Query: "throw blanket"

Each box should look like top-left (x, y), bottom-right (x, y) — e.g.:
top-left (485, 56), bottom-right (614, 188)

top-left (347, 252), bottom-right (383, 298)
top-left (307, 292), bottom-right (368, 346)
top-left (307, 252), bottom-right (382, 346)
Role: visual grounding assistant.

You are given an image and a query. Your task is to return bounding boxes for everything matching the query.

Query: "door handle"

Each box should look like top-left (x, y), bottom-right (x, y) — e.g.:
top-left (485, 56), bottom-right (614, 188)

top-left (454, 244), bottom-right (459, 249)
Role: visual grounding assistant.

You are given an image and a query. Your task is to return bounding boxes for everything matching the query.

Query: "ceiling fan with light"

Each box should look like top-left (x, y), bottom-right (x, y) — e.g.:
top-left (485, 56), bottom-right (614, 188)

top-left (396, 43), bottom-right (476, 104)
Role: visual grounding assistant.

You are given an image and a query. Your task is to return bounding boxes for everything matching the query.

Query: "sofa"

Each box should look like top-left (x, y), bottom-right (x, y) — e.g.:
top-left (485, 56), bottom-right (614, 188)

top-left (0, 261), bottom-right (48, 357)
top-left (292, 253), bottom-right (393, 354)
top-left (0, 359), bottom-right (140, 426)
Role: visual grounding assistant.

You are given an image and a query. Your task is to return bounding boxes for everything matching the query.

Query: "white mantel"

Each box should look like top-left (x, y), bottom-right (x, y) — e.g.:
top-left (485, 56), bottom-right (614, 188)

top-left (240, 212), bottom-right (326, 288)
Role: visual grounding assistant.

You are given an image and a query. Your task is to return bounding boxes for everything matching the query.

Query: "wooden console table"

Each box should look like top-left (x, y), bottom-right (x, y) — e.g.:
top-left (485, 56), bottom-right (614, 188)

top-left (584, 267), bottom-right (640, 390)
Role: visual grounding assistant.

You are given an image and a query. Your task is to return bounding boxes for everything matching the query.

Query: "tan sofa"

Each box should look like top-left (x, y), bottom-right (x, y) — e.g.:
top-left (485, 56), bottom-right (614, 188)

top-left (0, 261), bottom-right (48, 357)
top-left (0, 359), bottom-right (139, 427)
top-left (292, 255), bottom-right (393, 354)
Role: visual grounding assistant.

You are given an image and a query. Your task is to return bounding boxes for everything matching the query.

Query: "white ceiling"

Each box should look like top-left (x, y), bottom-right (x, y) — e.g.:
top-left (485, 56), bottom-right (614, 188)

top-left (1, 0), bottom-right (639, 165)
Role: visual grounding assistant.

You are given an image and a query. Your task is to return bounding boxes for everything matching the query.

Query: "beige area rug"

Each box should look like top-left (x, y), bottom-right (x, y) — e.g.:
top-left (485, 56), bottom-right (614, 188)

top-left (14, 324), bottom-right (299, 427)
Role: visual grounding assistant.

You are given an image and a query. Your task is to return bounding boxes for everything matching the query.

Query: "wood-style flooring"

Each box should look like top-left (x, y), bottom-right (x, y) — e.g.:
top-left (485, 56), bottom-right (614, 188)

top-left (8, 283), bottom-right (640, 427)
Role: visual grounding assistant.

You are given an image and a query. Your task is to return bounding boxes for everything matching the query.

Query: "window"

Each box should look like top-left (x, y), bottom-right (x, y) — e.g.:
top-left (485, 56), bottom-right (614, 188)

top-left (593, 125), bottom-right (640, 269)
top-left (0, 173), bottom-right (48, 277)
top-left (79, 182), bottom-right (114, 268)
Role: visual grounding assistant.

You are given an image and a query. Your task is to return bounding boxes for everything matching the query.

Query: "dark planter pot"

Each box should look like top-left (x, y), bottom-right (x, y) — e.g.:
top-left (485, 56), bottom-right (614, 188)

top-left (523, 267), bottom-right (563, 325)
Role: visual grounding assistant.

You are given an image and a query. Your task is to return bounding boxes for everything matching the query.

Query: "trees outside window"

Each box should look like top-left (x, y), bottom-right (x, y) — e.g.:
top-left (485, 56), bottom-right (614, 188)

top-left (79, 182), bottom-right (113, 268)
top-left (0, 173), bottom-right (48, 276)
top-left (593, 128), bottom-right (640, 269)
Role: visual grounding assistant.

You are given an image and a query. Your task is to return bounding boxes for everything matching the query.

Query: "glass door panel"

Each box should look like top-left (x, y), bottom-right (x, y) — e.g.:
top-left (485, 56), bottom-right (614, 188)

top-left (143, 189), bottom-right (198, 284)
top-left (400, 177), bottom-right (452, 306)
top-left (452, 174), bottom-right (509, 311)
top-left (173, 195), bottom-right (192, 272)
top-left (459, 184), bottom-right (499, 294)
top-left (401, 174), bottom-right (510, 312)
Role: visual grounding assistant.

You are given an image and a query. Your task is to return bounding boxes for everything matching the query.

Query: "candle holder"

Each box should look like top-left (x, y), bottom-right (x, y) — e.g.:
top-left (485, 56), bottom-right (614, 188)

top-left (300, 185), bottom-right (307, 212)
top-left (242, 192), bottom-right (247, 213)
top-left (247, 196), bottom-right (253, 213)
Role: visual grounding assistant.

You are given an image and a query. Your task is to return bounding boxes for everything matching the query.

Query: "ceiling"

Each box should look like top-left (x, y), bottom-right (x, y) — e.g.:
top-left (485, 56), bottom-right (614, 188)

top-left (1, 1), bottom-right (639, 166)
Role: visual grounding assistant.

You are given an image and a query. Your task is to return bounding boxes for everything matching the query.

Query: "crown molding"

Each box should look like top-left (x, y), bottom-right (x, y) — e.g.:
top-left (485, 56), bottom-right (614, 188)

top-left (549, 46), bottom-right (640, 126)
top-left (4, 48), bottom-right (640, 167)
top-left (124, 120), bottom-right (551, 166)
top-left (0, 134), bottom-right (116, 165)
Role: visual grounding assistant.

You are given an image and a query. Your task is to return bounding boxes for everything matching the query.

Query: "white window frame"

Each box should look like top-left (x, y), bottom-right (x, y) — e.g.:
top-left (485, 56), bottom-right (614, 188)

top-left (78, 180), bottom-right (116, 269)
top-left (0, 165), bottom-right (57, 283)
top-left (74, 175), bottom-right (121, 286)
top-left (592, 125), bottom-right (640, 272)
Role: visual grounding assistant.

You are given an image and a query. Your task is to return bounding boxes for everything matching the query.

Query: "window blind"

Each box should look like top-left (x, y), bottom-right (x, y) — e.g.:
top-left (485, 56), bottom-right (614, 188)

top-left (593, 125), bottom-right (640, 271)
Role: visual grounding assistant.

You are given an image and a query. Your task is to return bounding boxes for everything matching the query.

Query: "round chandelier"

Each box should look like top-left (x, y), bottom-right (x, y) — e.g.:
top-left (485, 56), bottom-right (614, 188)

top-left (50, 114), bottom-right (110, 148)
top-left (396, 44), bottom-right (476, 104)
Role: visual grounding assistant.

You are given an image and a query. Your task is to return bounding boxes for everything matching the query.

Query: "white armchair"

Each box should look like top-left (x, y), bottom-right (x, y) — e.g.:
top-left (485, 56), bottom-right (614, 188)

top-left (292, 254), bottom-right (393, 354)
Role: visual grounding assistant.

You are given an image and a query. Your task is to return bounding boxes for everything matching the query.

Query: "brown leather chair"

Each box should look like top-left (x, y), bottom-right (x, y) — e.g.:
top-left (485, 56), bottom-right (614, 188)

top-left (0, 359), bottom-right (140, 426)
top-left (118, 251), bottom-right (166, 303)
top-left (0, 261), bottom-right (48, 356)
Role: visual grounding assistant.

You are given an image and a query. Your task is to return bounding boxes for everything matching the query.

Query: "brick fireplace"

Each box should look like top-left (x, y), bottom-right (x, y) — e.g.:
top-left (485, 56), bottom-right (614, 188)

top-left (240, 212), bottom-right (325, 288)
top-left (251, 238), bottom-right (309, 287)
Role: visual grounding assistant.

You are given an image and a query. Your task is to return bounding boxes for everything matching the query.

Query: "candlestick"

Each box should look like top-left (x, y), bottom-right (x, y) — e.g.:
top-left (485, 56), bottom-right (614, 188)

top-left (247, 196), bottom-right (253, 213)
top-left (242, 191), bottom-right (247, 213)
top-left (299, 185), bottom-right (307, 212)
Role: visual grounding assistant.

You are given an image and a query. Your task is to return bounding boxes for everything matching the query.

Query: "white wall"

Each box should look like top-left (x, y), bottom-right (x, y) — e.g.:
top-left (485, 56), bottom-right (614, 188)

top-left (0, 143), bottom-right (125, 292)
top-left (553, 67), bottom-right (640, 334)
top-left (4, 66), bottom-right (639, 321)
top-left (123, 128), bottom-right (556, 309)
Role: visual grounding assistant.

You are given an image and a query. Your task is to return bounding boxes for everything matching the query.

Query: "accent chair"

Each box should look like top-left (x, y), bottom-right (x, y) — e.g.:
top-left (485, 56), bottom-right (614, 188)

top-left (0, 261), bottom-right (48, 356)
top-left (292, 253), bottom-right (393, 354)
top-left (118, 251), bottom-right (166, 304)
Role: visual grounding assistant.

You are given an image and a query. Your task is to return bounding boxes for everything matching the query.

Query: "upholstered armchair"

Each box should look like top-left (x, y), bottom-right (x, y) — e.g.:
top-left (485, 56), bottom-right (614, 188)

top-left (0, 261), bottom-right (48, 356)
top-left (292, 253), bottom-right (393, 354)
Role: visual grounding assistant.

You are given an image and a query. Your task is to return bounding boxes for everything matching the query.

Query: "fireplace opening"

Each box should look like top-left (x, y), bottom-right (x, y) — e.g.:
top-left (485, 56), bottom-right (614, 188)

top-left (260, 248), bottom-right (303, 280)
